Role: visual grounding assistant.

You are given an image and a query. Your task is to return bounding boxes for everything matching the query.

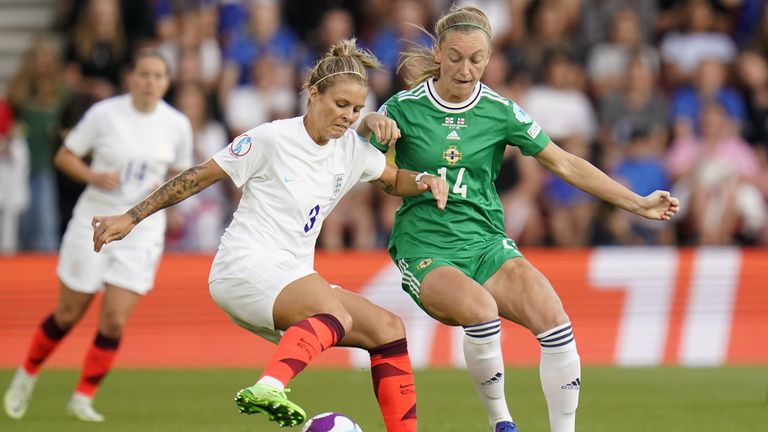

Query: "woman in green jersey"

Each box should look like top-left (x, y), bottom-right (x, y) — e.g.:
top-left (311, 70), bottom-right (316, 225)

top-left (358, 6), bottom-right (680, 432)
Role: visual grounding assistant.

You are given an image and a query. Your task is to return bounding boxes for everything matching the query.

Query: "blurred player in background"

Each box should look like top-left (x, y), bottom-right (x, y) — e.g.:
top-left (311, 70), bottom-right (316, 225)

top-left (4, 49), bottom-right (193, 422)
top-left (90, 39), bottom-right (448, 431)
top-left (361, 6), bottom-right (680, 432)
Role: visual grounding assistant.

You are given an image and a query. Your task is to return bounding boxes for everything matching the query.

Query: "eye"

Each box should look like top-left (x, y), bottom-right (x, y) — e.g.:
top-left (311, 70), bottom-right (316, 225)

top-left (449, 56), bottom-right (461, 63)
top-left (336, 101), bottom-right (348, 108)
top-left (353, 107), bottom-right (362, 113)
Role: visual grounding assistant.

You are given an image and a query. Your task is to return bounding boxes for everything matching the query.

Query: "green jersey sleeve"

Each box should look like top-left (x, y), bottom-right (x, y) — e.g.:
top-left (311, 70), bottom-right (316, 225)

top-left (506, 101), bottom-right (550, 156)
top-left (369, 94), bottom-right (402, 153)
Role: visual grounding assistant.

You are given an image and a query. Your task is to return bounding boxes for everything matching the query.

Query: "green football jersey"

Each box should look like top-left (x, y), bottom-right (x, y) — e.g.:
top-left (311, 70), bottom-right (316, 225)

top-left (372, 79), bottom-right (550, 259)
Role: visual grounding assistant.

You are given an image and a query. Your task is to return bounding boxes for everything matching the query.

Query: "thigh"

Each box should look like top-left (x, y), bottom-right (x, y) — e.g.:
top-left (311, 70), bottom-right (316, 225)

top-left (99, 284), bottom-right (142, 335)
top-left (53, 282), bottom-right (96, 326)
top-left (418, 264), bottom-right (498, 327)
top-left (57, 217), bottom-right (109, 293)
top-left (103, 240), bottom-right (164, 295)
top-left (208, 251), bottom-right (334, 335)
top-left (483, 257), bottom-right (569, 335)
top-left (330, 286), bottom-right (404, 350)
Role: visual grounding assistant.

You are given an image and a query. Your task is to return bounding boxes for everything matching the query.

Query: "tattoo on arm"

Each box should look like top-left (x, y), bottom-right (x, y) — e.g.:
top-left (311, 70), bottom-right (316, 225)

top-left (373, 178), bottom-right (395, 195)
top-left (127, 166), bottom-right (205, 224)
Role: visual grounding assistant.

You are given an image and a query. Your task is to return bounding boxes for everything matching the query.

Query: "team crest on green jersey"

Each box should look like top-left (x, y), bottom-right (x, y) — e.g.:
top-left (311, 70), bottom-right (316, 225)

top-left (416, 258), bottom-right (433, 269)
top-left (443, 145), bottom-right (462, 165)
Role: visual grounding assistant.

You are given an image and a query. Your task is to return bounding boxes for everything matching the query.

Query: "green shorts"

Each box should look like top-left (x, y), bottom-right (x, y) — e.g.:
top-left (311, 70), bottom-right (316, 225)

top-left (395, 237), bottom-right (524, 309)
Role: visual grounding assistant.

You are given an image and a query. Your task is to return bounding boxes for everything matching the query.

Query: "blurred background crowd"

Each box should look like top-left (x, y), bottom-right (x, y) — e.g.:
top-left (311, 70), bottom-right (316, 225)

top-left (1, 0), bottom-right (767, 254)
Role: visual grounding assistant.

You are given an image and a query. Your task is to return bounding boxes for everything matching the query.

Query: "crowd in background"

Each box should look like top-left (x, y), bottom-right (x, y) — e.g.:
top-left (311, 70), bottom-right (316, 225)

top-left (1, 0), bottom-right (767, 254)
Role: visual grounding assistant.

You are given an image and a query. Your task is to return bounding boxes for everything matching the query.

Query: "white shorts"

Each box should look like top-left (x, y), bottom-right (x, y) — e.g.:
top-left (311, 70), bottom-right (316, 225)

top-left (56, 216), bottom-right (164, 295)
top-left (208, 249), bottom-right (315, 343)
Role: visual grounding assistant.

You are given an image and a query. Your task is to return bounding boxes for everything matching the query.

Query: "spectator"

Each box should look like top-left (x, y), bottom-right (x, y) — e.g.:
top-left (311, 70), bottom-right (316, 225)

top-left (8, 33), bottom-right (73, 251)
top-left (541, 136), bottom-right (598, 246)
top-left (669, 57), bottom-right (746, 135)
top-left (660, 0), bottom-right (737, 87)
top-left (0, 97), bottom-right (28, 254)
top-left (218, 0), bottom-right (300, 105)
top-left (666, 101), bottom-right (765, 245)
top-left (586, 8), bottom-right (660, 101)
top-left (522, 50), bottom-right (597, 143)
top-left (167, 83), bottom-right (231, 251)
top-left (64, 0), bottom-right (131, 99)
top-left (157, 8), bottom-right (222, 92)
top-left (604, 128), bottom-right (674, 245)
top-left (599, 54), bottom-right (668, 169)
top-left (520, 0), bottom-right (582, 79)
top-left (579, 0), bottom-right (657, 48)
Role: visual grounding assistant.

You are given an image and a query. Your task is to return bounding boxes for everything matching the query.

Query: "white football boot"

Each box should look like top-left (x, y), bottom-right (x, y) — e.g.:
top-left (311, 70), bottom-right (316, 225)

top-left (66, 393), bottom-right (105, 422)
top-left (3, 368), bottom-right (38, 420)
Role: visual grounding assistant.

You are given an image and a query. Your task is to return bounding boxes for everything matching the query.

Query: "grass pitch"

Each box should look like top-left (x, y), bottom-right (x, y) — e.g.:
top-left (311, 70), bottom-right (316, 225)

top-left (1, 367), bottom-right (766, 431)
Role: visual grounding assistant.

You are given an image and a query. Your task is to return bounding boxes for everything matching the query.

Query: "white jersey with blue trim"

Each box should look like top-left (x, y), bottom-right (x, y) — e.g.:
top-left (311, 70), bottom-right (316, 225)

top-left (211, 116), bottom-right (386, 274)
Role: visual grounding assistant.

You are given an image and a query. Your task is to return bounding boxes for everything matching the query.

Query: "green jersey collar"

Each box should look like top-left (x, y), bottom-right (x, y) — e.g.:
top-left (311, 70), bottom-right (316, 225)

top-left (425, 78), bottom-right (483, 113)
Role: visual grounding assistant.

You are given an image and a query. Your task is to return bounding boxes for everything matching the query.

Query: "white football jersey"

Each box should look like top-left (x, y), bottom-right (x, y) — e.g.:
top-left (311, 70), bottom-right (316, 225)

top-left (65, 94), bottom-right (193, 238)
top-left (212, 116), bottom-right (386, 271)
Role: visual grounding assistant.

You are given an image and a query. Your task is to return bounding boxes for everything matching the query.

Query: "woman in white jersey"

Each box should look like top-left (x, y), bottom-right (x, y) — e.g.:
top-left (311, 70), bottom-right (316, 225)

top-left (3, 49), bottom-right (193, 422)
top-left (89, 40), bottom-right (447, 431)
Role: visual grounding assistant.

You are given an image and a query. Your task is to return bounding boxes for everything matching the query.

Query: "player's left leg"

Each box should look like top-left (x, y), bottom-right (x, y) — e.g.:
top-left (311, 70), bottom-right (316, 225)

top-left (332, 287), bottom-right (417, 432)
top-left (484, 257), bottom-right (580, 432)
top-left (68, 284), bottom-right (141, 422)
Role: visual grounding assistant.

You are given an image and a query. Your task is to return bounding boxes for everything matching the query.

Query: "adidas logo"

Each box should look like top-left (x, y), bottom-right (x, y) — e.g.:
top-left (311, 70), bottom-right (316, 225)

top-left (561, 377), bottom-right (581, 390)
top-left (447, 130), bottom-right (460, 140)
top-left (481, 372), bottom-right (503, 386)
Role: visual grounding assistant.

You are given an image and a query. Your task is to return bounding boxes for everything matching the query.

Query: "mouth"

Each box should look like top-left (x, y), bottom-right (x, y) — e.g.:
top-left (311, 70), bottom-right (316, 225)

top-left (453, 78), bottom-right (473, 85)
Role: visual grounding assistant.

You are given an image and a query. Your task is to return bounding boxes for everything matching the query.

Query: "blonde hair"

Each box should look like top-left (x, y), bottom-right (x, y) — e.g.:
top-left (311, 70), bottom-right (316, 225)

top-left (303, 38), bottom-right (382, 94)
top-left (8, 33), bottom-right (65, 108)
top-left (399, 5), bottom-right (491, 88)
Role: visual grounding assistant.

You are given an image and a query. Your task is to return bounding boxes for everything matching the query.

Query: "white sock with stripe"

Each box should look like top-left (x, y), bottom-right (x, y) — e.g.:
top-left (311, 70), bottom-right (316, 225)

top-left (463, 318), bottom-right (513, 428)
top-left (538, 322), bottom-right (580, 432)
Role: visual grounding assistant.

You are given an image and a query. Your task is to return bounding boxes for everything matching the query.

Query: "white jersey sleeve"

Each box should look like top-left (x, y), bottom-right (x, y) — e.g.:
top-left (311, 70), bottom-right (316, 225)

top-left (64, 102), bottom-right (104, 157)
top-left (357, 135), bottom-right (387, 183)
top-left (171, 116), bottom-right (195, 172)
top-left (212, 123), bottom-right (275, 188)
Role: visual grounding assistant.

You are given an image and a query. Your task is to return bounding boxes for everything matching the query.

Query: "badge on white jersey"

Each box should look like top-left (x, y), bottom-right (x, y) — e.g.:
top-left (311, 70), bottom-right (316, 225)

top-left (229, 135), bottom-right (252, 157)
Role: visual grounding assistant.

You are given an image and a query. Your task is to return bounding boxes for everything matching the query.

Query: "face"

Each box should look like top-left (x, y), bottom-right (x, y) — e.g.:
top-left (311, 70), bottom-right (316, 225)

top-left (307, 78), bottom-right (368, 142)
top-left (129, 56), bottom-right (170, 109)
top-left (435, 30), bottom-right (490, 98)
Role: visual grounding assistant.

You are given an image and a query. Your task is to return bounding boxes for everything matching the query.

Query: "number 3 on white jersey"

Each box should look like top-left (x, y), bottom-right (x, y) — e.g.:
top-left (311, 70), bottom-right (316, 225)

top-left (437, 167), bottom-right (468, 198)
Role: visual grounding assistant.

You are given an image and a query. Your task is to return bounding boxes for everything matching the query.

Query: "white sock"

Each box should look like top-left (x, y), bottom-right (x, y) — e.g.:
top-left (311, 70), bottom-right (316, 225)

top-left (538, 322), bottom-right (580, 432)
top-left (463, 318), bottom-right (513, 428)
top-left (256, 376), bottom-right (285, 391)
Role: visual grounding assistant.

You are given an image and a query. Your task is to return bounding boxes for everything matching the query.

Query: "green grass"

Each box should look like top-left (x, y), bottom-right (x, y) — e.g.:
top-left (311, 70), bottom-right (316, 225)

top-left (1, 367), bottom-right (767, 431)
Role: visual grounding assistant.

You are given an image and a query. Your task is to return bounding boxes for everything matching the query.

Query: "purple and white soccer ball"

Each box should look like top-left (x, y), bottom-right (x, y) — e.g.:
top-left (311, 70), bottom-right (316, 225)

top-left (301, 412), bottom-right (363, 432)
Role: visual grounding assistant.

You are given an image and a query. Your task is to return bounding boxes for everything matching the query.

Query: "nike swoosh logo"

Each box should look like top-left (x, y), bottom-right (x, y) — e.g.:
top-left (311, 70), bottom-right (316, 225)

top-left (283, 176), bottom-right (296, 182)
top-left (399, 384), bottom-right (414, 389)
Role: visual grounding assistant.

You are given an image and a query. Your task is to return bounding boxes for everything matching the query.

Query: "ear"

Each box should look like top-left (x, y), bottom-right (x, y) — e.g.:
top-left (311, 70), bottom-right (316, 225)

top-left (433, 47), bottom-right (441, 64)
top-left (307, 85), bottom-right (319, 103)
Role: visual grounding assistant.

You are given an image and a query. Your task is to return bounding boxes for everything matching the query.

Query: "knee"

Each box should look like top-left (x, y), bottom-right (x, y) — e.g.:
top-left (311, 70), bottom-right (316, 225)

top-left (99, 309), bottom-right (129, 338)
top-left (53, 303), bottom-right (87, 328)
top-left (455, 295), bottom-right (499, 326)
top-left (373, 310), bottom-right (406, 344)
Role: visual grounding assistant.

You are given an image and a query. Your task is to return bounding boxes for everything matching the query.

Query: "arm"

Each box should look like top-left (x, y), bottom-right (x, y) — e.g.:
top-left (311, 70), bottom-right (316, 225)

top-left (92, 159), bottom-right (228, 251)
top-left (356, 112), bottom-right (400, 147)
top-left (53, 146), bottom-right (120, 190)
top-left (372, 164), bottom-right (448, 210)
top-left (534, 141), bottom-right (680, 220)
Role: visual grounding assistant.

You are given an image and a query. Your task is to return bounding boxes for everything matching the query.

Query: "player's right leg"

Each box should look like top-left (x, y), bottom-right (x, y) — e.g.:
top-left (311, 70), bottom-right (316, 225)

top-left (4, 284), bottom-right (93, 420)
top-left (210, 258), bottom-right (351, 428)
top-left (401, 258), bottom-right (515, 431)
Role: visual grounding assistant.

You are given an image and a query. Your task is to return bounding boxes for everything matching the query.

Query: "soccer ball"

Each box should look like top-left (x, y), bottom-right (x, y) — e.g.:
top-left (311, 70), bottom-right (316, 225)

top-left (301, 412), bottom-right (363, 432)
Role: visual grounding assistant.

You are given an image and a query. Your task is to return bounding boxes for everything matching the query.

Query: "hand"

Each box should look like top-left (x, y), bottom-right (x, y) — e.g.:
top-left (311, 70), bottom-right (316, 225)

top-left (92, 214), bottom-right (135, 252)
top-left (417, 174), bottom-right (449, 210)
top-left (89, 171), bottom-right (121, 191)
top-left (364, 113), bottom-right (400, 147)
top-left (636, 190), bottom-right (680, 221)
